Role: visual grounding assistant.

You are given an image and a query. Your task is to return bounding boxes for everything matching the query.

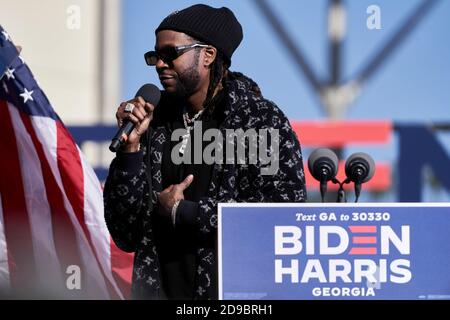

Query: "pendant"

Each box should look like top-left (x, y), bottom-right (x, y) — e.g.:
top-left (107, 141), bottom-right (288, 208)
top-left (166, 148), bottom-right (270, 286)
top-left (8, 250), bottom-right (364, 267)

top-left (179, 131), bottom-right (190, 155)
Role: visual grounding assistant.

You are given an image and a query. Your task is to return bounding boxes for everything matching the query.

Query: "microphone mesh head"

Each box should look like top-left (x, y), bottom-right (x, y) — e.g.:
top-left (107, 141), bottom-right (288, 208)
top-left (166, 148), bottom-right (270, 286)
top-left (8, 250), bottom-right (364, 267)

top-left (308, 148), bottom-right (339, 181)
top-left (135, 84), bottom-right (161, 106)
top-left (345, 152), bottom-right (375, 183)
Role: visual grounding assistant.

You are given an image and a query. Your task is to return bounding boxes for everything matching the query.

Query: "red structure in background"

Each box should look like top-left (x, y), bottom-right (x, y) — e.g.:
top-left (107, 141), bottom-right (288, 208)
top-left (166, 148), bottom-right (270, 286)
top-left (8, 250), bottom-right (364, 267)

top-left (292, 120), bottom-right (392, 191)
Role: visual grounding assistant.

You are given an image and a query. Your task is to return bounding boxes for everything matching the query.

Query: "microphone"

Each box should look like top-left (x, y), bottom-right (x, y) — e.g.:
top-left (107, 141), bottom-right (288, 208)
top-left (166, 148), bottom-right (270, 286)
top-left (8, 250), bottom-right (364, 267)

top-left (109, 84), bottom-right (161, 152)
top-left (345, 152), bottom-right (375, 202)
top-left (308, 148), bottom-right (339, 202)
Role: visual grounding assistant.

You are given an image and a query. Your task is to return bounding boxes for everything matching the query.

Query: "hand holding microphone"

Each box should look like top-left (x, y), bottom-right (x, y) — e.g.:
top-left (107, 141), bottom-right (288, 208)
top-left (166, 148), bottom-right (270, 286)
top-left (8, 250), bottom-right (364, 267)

top-left (109, 84), bottom-right (161, 153)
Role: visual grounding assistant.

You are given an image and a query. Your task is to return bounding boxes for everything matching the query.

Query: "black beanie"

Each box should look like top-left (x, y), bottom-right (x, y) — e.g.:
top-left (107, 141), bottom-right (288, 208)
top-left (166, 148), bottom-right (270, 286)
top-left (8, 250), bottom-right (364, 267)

top-left (155, 4), bottom-right (243, 65)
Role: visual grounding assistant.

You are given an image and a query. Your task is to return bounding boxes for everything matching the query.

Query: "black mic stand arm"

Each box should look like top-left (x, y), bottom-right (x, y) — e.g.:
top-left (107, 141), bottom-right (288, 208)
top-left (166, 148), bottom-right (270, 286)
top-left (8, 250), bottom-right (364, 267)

top-left (331, 177), bottom-right (351, 203)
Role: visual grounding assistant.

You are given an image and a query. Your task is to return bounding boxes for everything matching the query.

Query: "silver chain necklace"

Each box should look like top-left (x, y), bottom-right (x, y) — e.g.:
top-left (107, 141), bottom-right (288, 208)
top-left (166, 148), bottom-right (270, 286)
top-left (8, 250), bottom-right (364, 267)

top-left (179, 108), bottom-right (204, 155)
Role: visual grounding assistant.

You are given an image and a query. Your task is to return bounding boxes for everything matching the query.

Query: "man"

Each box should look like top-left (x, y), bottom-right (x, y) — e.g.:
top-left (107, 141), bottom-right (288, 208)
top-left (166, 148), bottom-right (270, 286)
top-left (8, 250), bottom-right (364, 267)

top-left (104, 4), bottom-right (306, 300)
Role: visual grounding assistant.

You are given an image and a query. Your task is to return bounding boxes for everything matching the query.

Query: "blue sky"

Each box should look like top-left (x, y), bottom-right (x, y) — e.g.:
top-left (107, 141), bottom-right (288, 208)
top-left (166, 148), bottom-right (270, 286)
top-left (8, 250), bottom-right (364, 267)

top-left (122, 0), bottom-right (450, 122)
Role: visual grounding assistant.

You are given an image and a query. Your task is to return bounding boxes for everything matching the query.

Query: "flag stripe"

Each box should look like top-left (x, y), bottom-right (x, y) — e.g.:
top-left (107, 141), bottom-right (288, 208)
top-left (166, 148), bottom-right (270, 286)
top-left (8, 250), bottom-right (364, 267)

top-left (19, 111), bottom-right (86, 293)
top-left (23, 100), bottom-right (114, 297)
top-left (81, 151), bottom-right (125, 299)
top-left (8, 104), bottom-right (64, 288)
top-left (0, 194), bottom-right (11, 291)
top-left (110, 237), bottom-right (134, 299)
top-left (28, 115), bottom-right (113, 298)
top-left (31, 116), bottom-right (117, 298)
top-left (56, 123), bottom-right (121, 299)
top-left (0, 100), bottom-right (37, 288)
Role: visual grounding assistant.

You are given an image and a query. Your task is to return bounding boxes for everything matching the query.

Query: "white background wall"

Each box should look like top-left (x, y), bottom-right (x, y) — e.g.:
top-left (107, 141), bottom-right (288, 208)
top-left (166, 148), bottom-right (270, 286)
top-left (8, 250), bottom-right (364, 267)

top-left (0, 0), bottom-right (121, 168)
top-left (0, 0), bottom-right (121, 125)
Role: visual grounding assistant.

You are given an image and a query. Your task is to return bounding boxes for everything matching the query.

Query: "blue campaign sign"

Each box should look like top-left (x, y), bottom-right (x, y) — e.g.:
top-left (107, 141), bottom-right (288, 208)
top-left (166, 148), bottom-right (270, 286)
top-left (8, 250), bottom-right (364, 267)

top-left (218, 203), bottom-right (450, 300)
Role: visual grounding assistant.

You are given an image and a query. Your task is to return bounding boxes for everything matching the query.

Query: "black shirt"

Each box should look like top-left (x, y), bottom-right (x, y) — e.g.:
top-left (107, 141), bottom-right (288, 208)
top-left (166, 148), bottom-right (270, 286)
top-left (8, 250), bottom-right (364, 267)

top-left (153, 94), bottom-right (225, 299)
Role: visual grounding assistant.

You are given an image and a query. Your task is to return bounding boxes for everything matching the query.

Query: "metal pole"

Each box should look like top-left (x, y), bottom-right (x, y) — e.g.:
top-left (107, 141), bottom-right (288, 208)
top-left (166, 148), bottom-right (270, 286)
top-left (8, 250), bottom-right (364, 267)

top-left (253, 0), bottom-right (323, 94)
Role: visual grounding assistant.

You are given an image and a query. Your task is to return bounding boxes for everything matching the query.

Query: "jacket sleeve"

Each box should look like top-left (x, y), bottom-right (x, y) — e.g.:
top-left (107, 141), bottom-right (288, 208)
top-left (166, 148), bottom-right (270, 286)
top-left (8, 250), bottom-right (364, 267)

top-left (103, 151), bottom-right (148, 252)
top-left (178, 101), bottom-right (307, 236)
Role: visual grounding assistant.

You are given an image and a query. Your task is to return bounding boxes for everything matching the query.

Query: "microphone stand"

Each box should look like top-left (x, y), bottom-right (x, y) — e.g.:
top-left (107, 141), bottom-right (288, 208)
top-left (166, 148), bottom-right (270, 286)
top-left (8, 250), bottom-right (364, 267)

top-left (331, 178), bottom-right (351, 203)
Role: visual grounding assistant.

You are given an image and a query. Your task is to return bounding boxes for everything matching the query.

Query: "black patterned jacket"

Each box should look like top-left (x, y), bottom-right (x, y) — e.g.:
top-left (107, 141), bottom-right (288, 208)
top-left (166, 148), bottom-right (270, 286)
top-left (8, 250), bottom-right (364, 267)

top-left (104, 72), bottom-right (307, 299)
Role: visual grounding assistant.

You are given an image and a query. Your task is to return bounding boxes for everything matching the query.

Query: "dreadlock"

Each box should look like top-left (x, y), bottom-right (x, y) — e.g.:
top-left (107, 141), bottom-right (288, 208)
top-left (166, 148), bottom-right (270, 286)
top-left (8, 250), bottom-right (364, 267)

top-left (183, 34), bottom-right (228, 113)
top-left (203, 51), bottom-right (228, 112)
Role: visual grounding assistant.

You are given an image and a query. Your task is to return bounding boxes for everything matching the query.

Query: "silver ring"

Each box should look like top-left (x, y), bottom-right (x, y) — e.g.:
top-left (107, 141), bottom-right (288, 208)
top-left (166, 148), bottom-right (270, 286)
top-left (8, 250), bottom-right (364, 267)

top-left (124, 103), bottom-right (135, 113)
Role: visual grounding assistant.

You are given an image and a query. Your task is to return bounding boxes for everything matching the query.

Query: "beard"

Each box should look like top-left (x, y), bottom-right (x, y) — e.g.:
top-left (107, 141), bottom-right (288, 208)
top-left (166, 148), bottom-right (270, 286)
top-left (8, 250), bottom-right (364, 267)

top-left (170, 55), bottom-right (201, 98)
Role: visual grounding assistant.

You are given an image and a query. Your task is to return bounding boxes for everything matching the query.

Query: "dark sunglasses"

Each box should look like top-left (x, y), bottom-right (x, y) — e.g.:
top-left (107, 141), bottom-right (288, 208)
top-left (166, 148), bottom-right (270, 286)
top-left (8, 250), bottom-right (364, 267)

top-left (144, 43), bottom-right (209, 66)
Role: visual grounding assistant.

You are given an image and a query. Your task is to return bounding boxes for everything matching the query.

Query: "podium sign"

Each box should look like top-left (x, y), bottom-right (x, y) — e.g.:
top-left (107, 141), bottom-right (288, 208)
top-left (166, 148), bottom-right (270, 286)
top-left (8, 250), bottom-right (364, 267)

top-left (218, 203), bottom-right (450, 300)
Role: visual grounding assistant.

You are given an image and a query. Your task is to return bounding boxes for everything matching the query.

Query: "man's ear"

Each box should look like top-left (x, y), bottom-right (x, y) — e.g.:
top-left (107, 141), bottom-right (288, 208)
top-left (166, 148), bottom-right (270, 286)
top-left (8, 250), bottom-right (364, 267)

top-left (204, 46), bottom-right (217, 67)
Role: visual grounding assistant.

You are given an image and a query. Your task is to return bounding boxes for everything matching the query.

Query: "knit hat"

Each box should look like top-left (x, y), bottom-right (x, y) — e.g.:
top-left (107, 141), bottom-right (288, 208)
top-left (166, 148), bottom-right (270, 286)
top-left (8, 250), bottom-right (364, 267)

top-left (155, 4), bottom-right (243, 65)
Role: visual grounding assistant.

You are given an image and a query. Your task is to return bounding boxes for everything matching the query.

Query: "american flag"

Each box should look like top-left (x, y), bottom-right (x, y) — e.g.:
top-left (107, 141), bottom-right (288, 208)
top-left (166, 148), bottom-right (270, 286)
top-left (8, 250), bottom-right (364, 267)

top-left (0, 25), bottom-right (132, 299)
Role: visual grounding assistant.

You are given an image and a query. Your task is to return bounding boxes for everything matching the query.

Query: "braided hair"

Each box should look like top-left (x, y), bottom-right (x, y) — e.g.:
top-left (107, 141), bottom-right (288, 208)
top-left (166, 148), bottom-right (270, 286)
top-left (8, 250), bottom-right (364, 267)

top-left (203, 50), bottom-right (228, 109)
top-left (181, 35), bottom-right (229, 118)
